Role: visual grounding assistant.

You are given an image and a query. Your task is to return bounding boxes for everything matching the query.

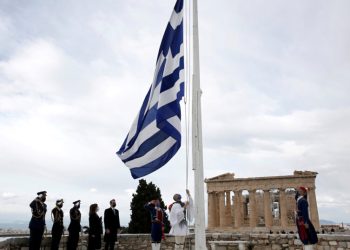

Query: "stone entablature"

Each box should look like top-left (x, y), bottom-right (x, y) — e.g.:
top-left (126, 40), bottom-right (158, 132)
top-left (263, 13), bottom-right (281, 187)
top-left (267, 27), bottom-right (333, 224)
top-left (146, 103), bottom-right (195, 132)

top-left (205, 171), bottom-right (320, 232)
top-left (206, 172), bottom-right (317, 192)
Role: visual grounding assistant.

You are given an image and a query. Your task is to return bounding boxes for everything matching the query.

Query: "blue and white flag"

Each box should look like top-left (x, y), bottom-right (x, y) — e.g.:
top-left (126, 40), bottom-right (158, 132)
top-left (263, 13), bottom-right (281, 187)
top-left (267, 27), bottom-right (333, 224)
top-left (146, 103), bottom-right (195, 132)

top-left (117, 0), bottom-right (184, 179)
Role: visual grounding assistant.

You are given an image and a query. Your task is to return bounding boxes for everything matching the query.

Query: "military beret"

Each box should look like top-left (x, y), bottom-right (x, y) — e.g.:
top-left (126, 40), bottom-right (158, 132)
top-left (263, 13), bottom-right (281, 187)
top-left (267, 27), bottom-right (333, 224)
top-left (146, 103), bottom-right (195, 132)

top-left (73, 200), bottom-right (81, 205)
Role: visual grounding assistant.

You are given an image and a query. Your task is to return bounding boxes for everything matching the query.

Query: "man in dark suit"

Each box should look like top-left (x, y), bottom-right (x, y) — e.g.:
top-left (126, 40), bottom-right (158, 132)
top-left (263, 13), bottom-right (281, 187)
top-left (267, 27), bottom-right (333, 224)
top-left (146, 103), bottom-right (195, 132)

top-left (104, 199), bottom-right (121, 250)
top-left (29, 191), bottom-right (47, 250)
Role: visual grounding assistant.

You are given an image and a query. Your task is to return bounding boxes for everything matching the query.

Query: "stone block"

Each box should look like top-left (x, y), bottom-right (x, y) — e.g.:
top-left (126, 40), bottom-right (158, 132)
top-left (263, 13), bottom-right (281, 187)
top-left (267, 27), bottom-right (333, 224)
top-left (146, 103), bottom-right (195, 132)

top-left (315, 245), bottom-right (323, 250)
top-left (260, 234), bottom-right (269, 239)
top-left (212, 233), bottom-right (220, 240)
top-left (272, 244), bottom-right (281, 250)
top-left (282, 243), bottom-right (289, 249)
top-left (219, 233), bottom-right (233, 240)
top-left (338, 242), bottom-right (347, 248)
top-left (294, 239), bottom-right (302, 245)
top-left (329, 241), bottom-right (338, 246)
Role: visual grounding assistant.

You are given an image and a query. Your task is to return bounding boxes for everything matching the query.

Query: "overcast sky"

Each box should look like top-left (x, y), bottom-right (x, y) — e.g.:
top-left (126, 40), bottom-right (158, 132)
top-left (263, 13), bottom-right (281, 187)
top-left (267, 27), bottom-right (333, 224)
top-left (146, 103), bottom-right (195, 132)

top-left (1, 0), bottom-right (350, 227)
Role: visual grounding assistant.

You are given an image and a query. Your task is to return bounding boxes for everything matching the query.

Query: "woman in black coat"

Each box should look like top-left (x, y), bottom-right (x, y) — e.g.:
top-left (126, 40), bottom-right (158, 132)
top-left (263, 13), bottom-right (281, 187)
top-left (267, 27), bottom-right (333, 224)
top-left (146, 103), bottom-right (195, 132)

top-left (88, 204), bottom-right (103, 250)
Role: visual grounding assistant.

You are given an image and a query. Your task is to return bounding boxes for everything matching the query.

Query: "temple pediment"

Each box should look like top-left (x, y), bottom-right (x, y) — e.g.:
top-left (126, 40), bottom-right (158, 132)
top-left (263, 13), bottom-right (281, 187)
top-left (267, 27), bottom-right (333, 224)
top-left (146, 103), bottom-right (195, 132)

top-left (205, 173), bottom-right (234, 182)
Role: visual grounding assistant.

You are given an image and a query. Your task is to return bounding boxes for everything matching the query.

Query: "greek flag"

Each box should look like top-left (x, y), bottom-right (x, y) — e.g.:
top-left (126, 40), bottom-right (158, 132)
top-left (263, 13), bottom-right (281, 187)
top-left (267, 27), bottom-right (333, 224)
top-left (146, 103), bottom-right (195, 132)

top-left (117, 0), bottom-right (184, 179)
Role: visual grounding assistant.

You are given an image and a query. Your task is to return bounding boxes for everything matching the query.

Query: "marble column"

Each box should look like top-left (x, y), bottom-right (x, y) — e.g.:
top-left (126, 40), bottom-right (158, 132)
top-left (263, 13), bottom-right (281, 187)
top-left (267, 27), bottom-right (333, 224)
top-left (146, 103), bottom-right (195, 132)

top-left (225, 191), bottom-right (232, 226)
top-left (219, 192), bottom-right (226, 227)
top-left (263, 189), bottom-right (273, 228)
top-left (279, 188), bottom-right (288, 228)
top-left (234, 190), bottom-right (241, 228)
top-left (249, 189), bottom-right (257, 228)
top-left (208, 192), bottom-right (216, 228)
top-left (215, 193), bottom-right (220, 227)
top-left (308, 187), bottom-right (320, 230)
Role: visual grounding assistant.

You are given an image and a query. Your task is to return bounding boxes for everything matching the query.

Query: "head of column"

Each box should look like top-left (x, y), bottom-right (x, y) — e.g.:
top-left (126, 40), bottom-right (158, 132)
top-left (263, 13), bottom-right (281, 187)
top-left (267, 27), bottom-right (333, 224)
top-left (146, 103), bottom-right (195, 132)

top-left (248, 189), bottom-right (256, 196)
top-left (278, 188), bottom-right (286, 194)
top-left (234, 190), bottom-right (242, 196)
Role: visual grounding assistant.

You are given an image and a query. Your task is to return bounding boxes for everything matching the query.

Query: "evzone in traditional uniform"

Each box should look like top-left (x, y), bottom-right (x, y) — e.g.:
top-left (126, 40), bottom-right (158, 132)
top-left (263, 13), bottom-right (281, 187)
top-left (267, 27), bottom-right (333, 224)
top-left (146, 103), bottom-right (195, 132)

top-left (67, 200), bottom-right (82, 250)
top-left (295, 187), bottom-right (318, 250)
top-left (169, 189), bottom-right (193, 250)
top-left (144, 199), bottom-right (165, 250)
top-left (51, 199), bottom-right (64, 250)
top-left (29, 191), bottom-right (47, 250)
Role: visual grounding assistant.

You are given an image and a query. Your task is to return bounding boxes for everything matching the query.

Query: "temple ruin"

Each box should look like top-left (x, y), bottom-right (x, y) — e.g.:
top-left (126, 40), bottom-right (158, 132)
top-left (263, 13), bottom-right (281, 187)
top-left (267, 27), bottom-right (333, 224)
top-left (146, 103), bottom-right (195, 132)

top-left (205, 170), bottom-right (320, 232)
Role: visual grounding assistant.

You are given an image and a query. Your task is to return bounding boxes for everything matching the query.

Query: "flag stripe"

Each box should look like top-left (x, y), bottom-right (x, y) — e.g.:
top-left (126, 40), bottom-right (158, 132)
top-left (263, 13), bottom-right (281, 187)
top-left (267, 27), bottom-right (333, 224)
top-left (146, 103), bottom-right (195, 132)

top-left (129, 142), bottom-right (180, 179)
top-left (123, 131), bottom-right (175, 164)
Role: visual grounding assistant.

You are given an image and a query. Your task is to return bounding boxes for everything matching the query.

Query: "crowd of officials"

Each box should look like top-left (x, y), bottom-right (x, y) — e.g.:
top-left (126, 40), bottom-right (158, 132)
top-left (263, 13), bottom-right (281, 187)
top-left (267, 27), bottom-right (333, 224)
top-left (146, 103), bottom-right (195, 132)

top-left (29, 190), bottom-right (193, 250)
top-left (28, 191), bottom-right (120, 250)
top-left (29, 187), bottom-right (317, 250)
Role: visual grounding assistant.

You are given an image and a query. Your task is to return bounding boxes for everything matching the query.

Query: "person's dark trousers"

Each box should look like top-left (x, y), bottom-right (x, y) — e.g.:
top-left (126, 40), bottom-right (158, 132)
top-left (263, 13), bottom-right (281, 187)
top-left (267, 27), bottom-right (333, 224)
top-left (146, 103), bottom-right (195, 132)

top-left (51, 224), bottom-right (63, 250)
top-left (105, 240), bottom-right (115, 250)
top-left (29, 228), bottom-right (44, 250)
top-left (67, 232), bottom-right (80, 250)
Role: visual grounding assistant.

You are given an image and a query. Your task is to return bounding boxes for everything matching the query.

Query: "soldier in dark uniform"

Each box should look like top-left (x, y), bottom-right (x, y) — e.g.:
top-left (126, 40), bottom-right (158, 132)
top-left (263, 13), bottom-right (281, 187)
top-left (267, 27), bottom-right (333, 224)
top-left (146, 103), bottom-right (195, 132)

top-left (29, 191), bottom-right (47, 250)
top-left (67, 200), bottom-right (82, 250)
top-left (51, 199), bottom-right (64, 250)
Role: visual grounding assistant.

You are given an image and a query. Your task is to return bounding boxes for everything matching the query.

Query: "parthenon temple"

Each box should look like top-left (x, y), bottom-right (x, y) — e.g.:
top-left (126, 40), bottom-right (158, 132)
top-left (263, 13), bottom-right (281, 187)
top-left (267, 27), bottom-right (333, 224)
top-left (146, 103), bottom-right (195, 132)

top-left (205, 170), bottom-right (319, 232)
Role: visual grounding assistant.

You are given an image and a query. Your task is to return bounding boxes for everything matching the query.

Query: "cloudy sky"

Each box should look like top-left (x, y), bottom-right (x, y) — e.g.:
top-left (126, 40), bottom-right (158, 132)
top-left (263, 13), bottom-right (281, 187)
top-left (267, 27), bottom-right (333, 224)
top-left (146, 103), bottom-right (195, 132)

top-left (1, 0), bottom-right (350, 227)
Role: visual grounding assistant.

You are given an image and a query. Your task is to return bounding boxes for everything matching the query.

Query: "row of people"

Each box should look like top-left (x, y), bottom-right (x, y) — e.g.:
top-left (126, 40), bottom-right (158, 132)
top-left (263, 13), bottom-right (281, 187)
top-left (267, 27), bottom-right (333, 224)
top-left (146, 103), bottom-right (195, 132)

top-left (28, 191), bottom-right (120, 250)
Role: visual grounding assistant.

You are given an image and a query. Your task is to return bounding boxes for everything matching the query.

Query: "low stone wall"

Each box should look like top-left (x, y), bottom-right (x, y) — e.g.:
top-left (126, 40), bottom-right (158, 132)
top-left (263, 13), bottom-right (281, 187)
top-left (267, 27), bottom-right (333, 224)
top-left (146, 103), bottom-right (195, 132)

top-left (1, 233), bottom-right (350, 250)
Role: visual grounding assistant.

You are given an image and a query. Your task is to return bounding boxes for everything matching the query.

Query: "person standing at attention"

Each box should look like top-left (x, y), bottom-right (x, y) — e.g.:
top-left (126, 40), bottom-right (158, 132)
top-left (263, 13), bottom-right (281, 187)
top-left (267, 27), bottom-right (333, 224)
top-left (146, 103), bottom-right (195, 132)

top-left (144, 199), bottom-right (165, 250)
top-left (104, 199), bottom-right (121, 250)
top-left (51, 199), bottom-right (64, 250)
top-left (67, 200), bottom-right (82, 250)
top-left (295, 187), bottom-right (318, 250)
top-left (88, 203), bottom-right (103, 250)
top-left (29, 191), bottom-right (47, 250)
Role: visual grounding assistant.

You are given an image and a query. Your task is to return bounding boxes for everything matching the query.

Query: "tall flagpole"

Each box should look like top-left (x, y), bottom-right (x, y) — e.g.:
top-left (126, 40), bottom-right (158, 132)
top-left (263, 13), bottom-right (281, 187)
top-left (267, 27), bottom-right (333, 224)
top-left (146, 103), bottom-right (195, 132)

top-left (191, 0), bottom-right (207, 249)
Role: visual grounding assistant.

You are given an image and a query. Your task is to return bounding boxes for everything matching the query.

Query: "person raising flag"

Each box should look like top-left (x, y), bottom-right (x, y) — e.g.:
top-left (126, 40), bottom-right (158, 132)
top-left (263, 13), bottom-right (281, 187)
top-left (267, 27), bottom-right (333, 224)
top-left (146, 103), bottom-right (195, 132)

top-left (169, 189), bottom-right (193, 250)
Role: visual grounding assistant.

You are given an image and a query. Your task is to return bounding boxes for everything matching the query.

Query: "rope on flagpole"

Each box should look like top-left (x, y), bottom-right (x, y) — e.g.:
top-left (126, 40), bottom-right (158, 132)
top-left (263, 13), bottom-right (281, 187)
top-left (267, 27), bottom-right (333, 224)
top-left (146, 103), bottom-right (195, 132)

top-left (184, 0), bottom-right (192, 192)
top-left (183, 2), bottom-right (192, 248)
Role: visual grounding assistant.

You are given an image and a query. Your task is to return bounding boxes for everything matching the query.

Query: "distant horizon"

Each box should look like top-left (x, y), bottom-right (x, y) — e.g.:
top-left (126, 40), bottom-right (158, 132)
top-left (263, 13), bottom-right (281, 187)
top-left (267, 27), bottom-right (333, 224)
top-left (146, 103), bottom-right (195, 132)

top-left (0, 219), bottom-right (349, 231)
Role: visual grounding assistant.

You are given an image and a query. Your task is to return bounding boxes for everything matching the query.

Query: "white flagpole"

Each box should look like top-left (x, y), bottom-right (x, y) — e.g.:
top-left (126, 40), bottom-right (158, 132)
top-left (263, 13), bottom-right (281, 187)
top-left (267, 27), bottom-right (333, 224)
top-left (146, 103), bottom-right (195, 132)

top-left (191, 0), bottom-right (207, 249)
